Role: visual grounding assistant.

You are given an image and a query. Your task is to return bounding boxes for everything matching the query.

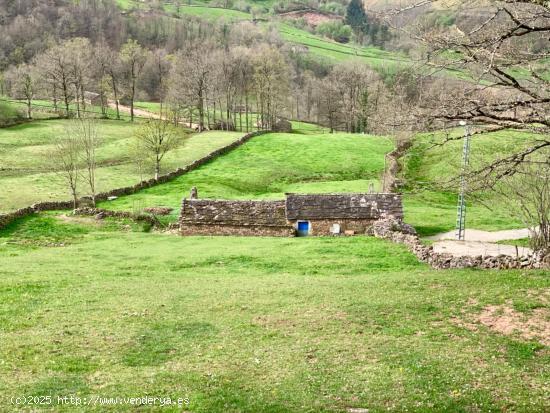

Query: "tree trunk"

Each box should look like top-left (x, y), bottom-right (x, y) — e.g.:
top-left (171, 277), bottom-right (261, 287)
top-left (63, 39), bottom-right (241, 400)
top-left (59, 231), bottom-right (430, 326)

top-left (111, 73), bottom-right (120, 120)
top-left (155, 157), bottom-right (160, 180)
top-left (62, 79), bottom-right (70, 117)
top-left (245, 94), bottom-right (249, 132)
top-left (130, 76), bottom-right (136, 122)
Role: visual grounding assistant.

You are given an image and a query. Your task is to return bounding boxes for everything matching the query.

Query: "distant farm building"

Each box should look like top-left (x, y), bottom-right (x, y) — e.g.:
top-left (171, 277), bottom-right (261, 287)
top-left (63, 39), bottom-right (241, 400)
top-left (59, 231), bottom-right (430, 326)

top-left (179, 191), bottom-right (403, 237)
top-left (83, 91), bottom-right (102, 106)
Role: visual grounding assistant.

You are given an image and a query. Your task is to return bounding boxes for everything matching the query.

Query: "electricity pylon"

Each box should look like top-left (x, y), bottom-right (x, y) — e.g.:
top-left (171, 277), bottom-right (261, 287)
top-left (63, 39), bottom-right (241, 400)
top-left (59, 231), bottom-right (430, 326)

top-left (456, 122), bottom-right (471, 241)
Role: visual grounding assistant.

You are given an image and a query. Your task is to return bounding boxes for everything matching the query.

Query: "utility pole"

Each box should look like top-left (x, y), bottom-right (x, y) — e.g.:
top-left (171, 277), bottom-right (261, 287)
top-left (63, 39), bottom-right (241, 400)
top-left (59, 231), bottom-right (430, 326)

top-left (456, 121), bottom-right (471, 241)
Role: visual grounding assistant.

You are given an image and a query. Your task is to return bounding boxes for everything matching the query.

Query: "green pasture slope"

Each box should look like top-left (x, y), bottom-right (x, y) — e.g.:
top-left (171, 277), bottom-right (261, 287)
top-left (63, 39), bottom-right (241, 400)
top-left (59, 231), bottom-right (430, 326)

top-left (402, 129), bottom-right (545, 236)
top-left (99, 131), bottom-right (393, 220)
top-left (0, 119), bottom-right (243, 213)
top-left (0, 212), bottom-right (548, 412)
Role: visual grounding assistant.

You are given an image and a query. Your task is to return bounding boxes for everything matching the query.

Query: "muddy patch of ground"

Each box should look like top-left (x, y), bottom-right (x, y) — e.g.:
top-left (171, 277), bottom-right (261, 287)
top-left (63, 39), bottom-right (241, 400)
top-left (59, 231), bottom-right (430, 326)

top-left (477, 305), bottom-right (549, 346)
top-left (453, 299), bottom-right (549, 346)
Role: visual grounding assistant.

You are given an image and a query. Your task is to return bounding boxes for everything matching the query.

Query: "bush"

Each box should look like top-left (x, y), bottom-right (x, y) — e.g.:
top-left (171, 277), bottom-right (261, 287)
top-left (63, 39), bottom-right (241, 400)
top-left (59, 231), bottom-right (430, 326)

top-left (0, 100), bottom-right (25, 127)
top-left (316, 21), bottom-right (352, 43)
top-left (320, 2), bottom-right (345, 16)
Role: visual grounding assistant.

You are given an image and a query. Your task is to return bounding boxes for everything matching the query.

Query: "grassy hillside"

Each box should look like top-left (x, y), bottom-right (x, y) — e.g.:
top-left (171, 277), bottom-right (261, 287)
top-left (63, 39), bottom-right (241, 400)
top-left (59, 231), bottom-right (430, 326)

top-left (402, 129), bottom-right (541, 236)
top-left (99, 131), bottom-right (393, 219)
top-left (0, 119), bottom-right (243, 212)
top-left (0, 213), bottom-right (548, 412)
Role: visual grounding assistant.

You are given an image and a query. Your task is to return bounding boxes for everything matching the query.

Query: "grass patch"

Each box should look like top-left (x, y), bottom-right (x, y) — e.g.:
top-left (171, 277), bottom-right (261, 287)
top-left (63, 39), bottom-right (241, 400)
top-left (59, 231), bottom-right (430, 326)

top-left (99, 132), bottom-right (393, 220)
top-left (0, 214), bottom-right (548, 412)
top-left (0, 119), bottom-right (242, 212)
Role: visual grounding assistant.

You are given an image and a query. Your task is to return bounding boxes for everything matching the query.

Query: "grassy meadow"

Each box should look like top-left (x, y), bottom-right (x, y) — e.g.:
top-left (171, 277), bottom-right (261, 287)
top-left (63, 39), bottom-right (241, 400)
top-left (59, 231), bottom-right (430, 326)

top-left (0, 213), bottom-right (548, 412)
top-left (0, 119), bottom-right (243, 213)
top-left (99, 131), bottom-right (393, 221)
top-left (402, 129), bottom-right (542, 236)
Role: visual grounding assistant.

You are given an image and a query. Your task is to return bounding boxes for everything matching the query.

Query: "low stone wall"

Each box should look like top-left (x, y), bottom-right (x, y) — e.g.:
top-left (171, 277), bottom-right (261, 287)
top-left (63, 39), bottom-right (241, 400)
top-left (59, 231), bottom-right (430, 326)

top-left (372, 218), bottom-right (547, 270)
top-left (382, 140), bottom-right (411, 192)
top-left (73, 207), bottom-right (161, 227)
top-left (0, 131), bottom-right (267, 230)
top-left (179, 199), bottom-right (294, 237)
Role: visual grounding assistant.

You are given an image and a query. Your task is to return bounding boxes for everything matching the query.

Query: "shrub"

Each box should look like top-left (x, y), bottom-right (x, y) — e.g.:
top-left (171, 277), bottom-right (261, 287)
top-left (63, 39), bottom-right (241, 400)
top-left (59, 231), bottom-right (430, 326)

top-left (0, 100), bottom-right (25, 127)
top-left (316, 21), bottom-right (352, 43)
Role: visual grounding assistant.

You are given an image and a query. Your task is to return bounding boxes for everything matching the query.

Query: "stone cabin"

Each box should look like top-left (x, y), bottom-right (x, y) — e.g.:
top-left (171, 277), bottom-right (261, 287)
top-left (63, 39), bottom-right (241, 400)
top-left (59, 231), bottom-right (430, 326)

top-left (83, 91), bottom-right (102, 106)
top-left (179, 192), bottom-right (403, 237)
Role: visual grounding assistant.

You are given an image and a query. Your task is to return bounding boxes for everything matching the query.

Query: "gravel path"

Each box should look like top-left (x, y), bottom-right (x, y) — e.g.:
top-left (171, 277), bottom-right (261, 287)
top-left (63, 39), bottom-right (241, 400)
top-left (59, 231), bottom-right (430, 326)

top-left (426, 228), bottom-right (531, 242)
top-left (427, 228), bottom-right (533, 258)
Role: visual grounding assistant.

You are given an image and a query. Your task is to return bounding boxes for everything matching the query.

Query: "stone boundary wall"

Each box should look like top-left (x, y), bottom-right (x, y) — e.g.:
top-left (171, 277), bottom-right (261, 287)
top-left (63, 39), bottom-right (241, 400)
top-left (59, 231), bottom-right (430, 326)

top-left (372, 218), bottom-right (547, 270)
top-left (382, 140), bottom-right (411, 193)
top-left (0, 131), bottom-right (268, 230)
top-left (73, 208), bottom-right (161, 226)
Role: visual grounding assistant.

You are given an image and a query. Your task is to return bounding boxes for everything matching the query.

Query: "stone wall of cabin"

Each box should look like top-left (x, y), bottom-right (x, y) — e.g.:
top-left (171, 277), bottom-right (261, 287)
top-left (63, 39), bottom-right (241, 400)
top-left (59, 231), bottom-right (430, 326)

top-left (179, 199), bottom-right (294, 237)
top-left (299, 218), bottom-right (376, 236)
top-left (286, 193), bottom-right (403, 221)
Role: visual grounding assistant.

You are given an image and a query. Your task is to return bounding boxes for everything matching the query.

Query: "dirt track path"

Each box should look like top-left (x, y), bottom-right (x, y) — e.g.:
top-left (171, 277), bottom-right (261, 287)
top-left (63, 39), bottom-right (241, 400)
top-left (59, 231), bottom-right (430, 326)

top-left (107, 101), bottom-right (199, 129)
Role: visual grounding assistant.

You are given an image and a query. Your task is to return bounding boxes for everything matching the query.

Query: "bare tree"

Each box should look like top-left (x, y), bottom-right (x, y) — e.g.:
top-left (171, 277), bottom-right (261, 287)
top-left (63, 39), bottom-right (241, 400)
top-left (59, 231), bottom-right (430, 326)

top-left (252, 45), bottom-right (290, 130)
top-left (169, 46), bottom-right (213, 131)
top-left (120, 40), bottom-right (147, 122)
top-left (494, 161), bottom-right (550, 254)
top-left (36, 43), bottom-right (75, 117)
top-left (67, 38), bottom-right (92, 118)
top-left (134, 118), bottom-right (183, 179)
top-left (5, 63), bottom-right (39, 119)
top-left (74, 118), bottom-right (100, 207)
top-left (51, 134), bottom-right (80, 209)
top-left (385, 0), bottom-right (550, 174)
top-left (95, 44), bottom-right (123, 120)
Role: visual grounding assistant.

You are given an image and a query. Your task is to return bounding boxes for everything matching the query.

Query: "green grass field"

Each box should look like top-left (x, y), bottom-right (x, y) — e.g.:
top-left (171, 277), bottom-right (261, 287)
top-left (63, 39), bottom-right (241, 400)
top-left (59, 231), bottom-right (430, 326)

top-left (99, 132), bottom-right (393, 220)
top-left (0, 119), bottom-right (243, 213)
top-left (402, 129), bottom-right (542, 236)
top-left (0, 213), bottom-right (548, 412)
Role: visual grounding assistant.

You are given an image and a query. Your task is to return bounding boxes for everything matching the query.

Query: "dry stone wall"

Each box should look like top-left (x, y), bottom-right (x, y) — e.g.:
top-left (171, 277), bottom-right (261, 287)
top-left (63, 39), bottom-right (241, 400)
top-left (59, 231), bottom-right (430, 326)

top-left (0, 131), bottom-right (267, 230)
top-left (372, 218), bottom-right (547, 270)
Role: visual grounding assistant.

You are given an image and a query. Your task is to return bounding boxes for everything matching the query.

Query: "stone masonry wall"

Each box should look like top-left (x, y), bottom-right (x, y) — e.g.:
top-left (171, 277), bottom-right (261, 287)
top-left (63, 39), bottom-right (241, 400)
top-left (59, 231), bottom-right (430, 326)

top-left (372, 218), bottom-right (548, 270)
top-left (180, 224), bottom-right (295, 237)
top-left (286, 193), bottom-right (403, 221)
top-left (179, 199), bottom-right (294, 237)
top-left (0, 131), bottom-right (268, 230)
top-left (305, 218), bottom-right (376, 236)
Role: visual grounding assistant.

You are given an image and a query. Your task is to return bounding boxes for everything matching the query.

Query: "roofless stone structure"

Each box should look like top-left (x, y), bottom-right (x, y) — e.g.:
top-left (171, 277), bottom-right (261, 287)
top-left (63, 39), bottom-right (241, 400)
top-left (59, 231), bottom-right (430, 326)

top-left (179, 191), bottom-right (403, 237)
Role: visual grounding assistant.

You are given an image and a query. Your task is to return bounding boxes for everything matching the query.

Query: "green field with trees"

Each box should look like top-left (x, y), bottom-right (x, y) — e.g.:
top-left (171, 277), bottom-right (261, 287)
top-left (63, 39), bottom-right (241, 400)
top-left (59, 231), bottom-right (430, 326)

top-left (0, 0), bottom-right (548, 411)
top-left (0, 119), bottom-right (242, 212)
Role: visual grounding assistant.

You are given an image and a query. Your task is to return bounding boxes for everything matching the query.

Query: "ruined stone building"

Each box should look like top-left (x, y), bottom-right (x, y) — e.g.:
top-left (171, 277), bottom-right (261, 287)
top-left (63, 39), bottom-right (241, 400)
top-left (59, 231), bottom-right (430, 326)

top-left (179, 192), bottom-right (403, 237)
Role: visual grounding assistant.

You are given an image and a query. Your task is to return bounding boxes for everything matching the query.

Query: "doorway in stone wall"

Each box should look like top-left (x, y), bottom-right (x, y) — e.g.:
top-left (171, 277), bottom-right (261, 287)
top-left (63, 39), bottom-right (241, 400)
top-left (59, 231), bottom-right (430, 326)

top-left (297, 221), bottom-right (310, 237)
